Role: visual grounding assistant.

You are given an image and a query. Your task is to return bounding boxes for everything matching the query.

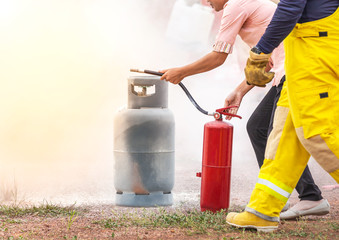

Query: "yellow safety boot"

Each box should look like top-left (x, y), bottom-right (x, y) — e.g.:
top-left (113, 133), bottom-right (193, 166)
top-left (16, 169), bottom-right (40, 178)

top-left (226, 211), bottom-right (278, 232)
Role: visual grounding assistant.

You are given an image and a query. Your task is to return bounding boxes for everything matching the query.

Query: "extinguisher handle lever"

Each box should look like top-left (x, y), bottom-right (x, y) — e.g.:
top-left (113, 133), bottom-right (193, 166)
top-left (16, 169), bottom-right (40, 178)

top-left (215, 107), bottom-right (242, 119)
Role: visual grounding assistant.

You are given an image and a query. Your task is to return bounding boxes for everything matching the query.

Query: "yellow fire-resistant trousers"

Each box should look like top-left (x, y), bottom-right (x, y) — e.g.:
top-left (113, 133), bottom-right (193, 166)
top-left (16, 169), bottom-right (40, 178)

top-left (245, 8), bottom-right (339, 221)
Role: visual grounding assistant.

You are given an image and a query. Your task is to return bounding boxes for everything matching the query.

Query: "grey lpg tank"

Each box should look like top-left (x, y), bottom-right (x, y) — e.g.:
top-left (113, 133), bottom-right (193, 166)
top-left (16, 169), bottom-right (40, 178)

top-left (113, 76), bottom-right (175, 207)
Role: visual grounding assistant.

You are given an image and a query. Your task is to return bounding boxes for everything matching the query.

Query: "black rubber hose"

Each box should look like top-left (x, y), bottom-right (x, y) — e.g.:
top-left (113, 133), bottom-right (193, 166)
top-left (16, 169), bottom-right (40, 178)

top-left (142, 70), bottom-right (209, 115)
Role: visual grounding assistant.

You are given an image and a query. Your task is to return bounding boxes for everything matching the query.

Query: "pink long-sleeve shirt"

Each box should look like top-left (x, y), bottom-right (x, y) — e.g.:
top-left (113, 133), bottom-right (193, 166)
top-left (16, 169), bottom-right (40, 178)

top-left (213, 0), bottom-right (285, 86)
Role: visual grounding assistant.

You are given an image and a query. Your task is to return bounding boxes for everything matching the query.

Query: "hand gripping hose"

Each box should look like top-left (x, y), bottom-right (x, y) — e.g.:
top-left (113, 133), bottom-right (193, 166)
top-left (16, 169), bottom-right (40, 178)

top-left (130, 69), bottom-right (242, 120)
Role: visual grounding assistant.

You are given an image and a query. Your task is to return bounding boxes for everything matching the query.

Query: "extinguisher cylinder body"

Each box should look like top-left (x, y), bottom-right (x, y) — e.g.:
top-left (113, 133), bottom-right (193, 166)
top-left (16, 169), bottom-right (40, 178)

top-left (200, 120), bottom-right (233, 212)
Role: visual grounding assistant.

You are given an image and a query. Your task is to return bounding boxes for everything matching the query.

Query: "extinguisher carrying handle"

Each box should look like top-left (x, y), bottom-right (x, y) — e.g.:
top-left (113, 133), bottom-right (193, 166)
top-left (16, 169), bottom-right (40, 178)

top-left (215, 107), bottom-right (242, 120)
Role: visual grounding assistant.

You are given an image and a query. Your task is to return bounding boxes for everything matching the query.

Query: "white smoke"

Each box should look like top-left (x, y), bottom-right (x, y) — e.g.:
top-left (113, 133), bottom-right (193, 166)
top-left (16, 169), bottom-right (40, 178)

top-left (0, 0), bottom-right (335, 206)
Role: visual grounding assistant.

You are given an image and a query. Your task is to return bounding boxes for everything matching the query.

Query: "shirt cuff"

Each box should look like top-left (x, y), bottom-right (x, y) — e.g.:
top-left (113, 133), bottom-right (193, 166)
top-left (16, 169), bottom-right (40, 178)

top-left (213, 41), bottom-right (233, 54)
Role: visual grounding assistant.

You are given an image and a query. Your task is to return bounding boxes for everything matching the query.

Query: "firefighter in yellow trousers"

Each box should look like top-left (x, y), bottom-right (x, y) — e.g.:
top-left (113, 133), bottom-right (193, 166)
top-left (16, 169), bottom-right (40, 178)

top-left (226, 0), bottom-right (339, 232)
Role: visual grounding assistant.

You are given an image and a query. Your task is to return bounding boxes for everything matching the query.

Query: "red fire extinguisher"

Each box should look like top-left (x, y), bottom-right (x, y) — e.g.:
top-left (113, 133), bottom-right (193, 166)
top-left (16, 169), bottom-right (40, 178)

top-left (196, 107), bottom-right (241, 212)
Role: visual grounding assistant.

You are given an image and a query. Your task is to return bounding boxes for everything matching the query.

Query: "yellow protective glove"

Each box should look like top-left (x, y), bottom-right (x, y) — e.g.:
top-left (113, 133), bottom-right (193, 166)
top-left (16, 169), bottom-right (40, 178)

top-left (244, 48), bottom-right (275, 87)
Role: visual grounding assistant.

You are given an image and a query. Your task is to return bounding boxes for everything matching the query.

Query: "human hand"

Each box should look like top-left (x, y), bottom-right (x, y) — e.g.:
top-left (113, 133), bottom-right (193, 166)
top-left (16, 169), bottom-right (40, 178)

top-left (159, 68), bottom-right (186, 84)
top-left (244, 47), bottom-right (274, 87)
top-left (224, 90), bottom-right (243, 120)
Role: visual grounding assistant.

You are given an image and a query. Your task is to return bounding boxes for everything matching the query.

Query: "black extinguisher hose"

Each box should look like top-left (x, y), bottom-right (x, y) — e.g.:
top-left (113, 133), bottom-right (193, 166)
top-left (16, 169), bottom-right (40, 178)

top-left (130, 69), bottom-right (210, 115)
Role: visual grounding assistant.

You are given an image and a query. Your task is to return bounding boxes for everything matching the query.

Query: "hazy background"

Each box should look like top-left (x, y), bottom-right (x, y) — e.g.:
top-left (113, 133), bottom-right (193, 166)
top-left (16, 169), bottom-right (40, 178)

top-left (0, 0), bottom-right (335, 206)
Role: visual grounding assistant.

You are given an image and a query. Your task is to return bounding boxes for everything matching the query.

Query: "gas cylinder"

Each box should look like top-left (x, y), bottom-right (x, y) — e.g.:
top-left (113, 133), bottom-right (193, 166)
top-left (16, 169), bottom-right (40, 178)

top-left (113, 76), bottom-right (175, 207)
top-left (196, 108), bottom-right (241, 212)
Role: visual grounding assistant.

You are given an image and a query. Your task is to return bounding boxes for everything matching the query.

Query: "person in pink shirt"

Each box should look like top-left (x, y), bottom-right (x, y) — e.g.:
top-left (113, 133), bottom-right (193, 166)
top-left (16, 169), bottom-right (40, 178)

top-left (161, 0), bottom-right (283, 86)
top-left (160, 0), bottom-right (329, 219)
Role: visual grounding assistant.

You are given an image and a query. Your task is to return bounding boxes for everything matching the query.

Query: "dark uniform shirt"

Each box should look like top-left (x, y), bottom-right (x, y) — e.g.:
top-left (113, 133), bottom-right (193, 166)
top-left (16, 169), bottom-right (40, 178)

top-left (257, 0), bottom-right (339, 53)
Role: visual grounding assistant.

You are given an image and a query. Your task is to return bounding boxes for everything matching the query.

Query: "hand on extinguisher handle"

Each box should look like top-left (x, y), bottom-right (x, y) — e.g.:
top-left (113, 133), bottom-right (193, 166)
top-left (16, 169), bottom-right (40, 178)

top-left (215, 107), bottom-right (242, 120)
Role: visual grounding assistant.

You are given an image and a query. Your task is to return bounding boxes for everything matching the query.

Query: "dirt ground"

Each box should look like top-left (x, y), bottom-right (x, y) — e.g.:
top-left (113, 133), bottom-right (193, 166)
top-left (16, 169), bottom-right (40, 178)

top-left (0, 190), bottom-right (338, 240)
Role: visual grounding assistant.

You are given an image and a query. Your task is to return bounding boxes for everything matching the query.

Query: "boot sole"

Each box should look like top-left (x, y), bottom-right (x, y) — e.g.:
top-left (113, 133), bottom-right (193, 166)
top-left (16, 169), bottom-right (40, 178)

top-left (226, 220), bottom-right (278, 232)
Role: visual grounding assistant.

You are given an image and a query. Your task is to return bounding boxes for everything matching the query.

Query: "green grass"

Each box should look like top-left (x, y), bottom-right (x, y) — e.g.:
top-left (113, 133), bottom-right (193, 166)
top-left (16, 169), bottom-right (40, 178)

top-left (67, 210), bottom-right (78, 230)
top-left (0, 203), bottom-right (336, 239)
top-left (92, 207), bottom-right (337, 239)
top-left (0, 203), bottom-right (85, 218)
top-left (329, 221), bottom-right (339, 230)
top-left (94, 208), bottom-right (229, 234)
